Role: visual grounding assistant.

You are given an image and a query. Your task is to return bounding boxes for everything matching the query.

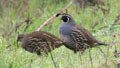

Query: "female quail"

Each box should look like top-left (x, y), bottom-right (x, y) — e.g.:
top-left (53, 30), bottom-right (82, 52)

top-left (17, 31), bottom-right (64, 55)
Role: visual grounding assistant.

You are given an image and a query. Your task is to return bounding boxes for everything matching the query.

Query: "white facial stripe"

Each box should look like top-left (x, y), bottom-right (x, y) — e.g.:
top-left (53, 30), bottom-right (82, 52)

top-left (67, 17), bottom-right (69, 23)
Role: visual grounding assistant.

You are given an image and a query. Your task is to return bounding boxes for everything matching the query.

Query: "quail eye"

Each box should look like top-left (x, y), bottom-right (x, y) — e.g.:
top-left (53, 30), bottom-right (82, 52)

top-left (62, 16), bottom-right (69, 22)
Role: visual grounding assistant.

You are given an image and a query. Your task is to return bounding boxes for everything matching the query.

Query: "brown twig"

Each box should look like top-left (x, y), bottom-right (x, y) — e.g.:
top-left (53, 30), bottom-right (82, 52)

top-left (49, 51), bottom-right (58, 68)
top-left (15, 17), bottom-right (31, 32)
top-left (104, 35), bottom-right (116, 67)
top-left (97, 47), bottom-right (107, 66)
top-left (23, 18), bottom-right (33, 32)
top-left (99, 8), bottom-right (120, 30)
top-left (89, 49), bottom-right (93, 68)
top-left (99, 23), bottom-right (120, 30)
top-left (36, 0), bottom-right (73, 31)
top-left (29, 59), bottom-right (33, 68)
top-left (97, 6), bottom-right (110, 15)
top-left (92, 21), bottom-right (99, 29)
top-left (114, 52), bottom-right (120, 57)
top-left (78, 52), bottom-right (83, 66)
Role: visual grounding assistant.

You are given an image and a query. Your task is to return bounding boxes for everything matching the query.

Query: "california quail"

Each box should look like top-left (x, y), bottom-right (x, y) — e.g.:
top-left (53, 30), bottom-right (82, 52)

top-left (59, 13), bottom-right (107, 53)
top-left (17, 31), bottom-right (64, 55)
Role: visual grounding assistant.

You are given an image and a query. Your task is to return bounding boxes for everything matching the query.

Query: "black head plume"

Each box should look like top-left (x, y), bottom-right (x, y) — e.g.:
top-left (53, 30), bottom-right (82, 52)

top-left (56, 13), bottom-right (74, 23)
top-left (61, 13), bottom-right (72, 22)
top-left (56, 13), bottom-right (70, 17)
top-left (56, 13), bottom-right (61, 17)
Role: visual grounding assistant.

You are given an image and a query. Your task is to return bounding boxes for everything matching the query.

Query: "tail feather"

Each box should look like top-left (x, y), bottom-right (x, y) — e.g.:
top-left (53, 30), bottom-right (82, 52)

top-left (97, 41), bottom-right (107, 45)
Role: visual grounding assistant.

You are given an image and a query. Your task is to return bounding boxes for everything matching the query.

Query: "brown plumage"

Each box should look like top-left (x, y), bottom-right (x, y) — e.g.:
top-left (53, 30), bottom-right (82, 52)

top-left (17, 31), bottom-right (64, 55)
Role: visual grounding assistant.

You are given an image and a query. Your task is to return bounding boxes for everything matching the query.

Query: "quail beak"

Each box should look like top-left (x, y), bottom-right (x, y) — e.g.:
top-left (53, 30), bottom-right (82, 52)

top-left (56, 13), bottom-right (63, 20)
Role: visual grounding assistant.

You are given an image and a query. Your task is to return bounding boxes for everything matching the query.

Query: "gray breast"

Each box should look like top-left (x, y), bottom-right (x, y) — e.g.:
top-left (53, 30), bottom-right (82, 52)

top-left (59, 22), bottom-right (75, 48)
top-left (60, 23), bottom-right (74, 35)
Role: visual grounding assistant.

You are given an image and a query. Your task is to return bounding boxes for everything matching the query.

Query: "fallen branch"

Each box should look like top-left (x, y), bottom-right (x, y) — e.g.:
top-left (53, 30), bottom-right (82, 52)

top-left (36, 0), bottom-right (73, 31)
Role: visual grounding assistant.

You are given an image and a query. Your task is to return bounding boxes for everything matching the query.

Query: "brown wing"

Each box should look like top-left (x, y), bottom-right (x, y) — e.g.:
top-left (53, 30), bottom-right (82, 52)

top-left (75, 25), bottom-right (101, 45)
top-left (27, 31), bottom-right (63, 48)
top-left (21, 34), bottom-right (48, 55)
top-left (71, 26), bottom-right (89, 51)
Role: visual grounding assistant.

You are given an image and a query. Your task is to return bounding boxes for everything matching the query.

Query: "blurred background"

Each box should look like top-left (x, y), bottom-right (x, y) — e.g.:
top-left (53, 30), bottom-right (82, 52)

top-left (0, 0), bottom-right (120, 68)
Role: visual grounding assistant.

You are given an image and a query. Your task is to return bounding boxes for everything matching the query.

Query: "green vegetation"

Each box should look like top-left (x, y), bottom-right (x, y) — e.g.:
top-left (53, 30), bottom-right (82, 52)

top-left (0, 0), bottom-right (120, 68)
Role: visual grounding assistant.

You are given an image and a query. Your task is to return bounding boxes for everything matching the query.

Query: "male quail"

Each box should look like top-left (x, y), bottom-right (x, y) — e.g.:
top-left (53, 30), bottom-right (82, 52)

top-left (17, 31), bottom-right (64, 55)
top-left (59, 13), bottom-right (107, 53)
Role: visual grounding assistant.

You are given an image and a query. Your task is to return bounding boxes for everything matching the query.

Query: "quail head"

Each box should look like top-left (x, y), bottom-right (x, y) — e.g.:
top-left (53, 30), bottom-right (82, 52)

top-left (59, 13), bottom-right (107, 53)
top-left (17, 31), bottom-right (64, 55)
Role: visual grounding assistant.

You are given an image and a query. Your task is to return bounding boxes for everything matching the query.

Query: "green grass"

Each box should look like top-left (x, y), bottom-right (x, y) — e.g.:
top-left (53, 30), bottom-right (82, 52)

top-left (0, 0), bottom-right (120, 68)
